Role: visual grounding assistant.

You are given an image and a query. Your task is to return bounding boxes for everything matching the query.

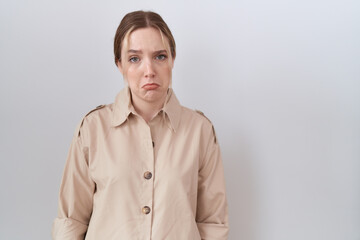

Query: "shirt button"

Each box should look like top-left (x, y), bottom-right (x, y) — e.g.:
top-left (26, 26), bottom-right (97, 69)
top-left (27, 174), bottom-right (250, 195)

top-left (144, 171), bottom-right (152, 180)
top-left (142, 206), bottom-right (151, 214)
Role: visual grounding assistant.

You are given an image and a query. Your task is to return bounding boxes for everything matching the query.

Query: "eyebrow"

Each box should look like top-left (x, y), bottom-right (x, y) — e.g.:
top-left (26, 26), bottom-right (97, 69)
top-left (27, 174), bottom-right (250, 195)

top-left (127, 49), bottom-right (167, 54)
top-left (127, 49), bottom-right (142, 54)
top-left (153, 50), bottom-right (167, 55)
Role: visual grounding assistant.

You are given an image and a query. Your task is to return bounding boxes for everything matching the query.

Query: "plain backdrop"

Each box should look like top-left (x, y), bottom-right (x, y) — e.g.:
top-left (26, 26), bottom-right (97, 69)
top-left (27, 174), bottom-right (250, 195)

top-left (0, 0), bottom-right (359, 239)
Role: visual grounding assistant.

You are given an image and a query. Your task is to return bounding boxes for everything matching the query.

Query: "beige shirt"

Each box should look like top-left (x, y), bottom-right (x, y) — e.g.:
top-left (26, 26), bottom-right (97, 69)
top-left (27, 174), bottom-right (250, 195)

top-left (52, 87), bottom-right (229, 240)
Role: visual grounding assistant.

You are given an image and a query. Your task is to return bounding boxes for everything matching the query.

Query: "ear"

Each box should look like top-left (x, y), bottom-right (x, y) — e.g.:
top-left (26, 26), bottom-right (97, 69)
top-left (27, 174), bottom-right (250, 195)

top-left (117, 60), bottom-right (123, 74)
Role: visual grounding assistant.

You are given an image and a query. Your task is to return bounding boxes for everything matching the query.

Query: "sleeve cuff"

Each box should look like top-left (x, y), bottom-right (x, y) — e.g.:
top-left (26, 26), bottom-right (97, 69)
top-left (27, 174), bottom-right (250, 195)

top-left (52, 217), bottom-right (88, 240)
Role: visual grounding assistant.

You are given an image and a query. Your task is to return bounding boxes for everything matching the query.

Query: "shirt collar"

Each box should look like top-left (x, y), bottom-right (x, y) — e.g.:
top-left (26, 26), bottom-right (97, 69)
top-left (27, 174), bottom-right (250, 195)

top-left (112, 87), bottom-right (182, 132)
top-left (162, 88), bottom-right (182, 132)
top-left (111, 87), bottom-right (133, 127)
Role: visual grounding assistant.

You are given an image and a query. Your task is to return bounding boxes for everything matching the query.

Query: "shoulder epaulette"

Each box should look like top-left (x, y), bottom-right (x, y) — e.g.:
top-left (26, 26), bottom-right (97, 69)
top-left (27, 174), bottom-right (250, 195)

top-left (85, 105), bottom-right (106, 118)
top-left (75, 104), bottom-right (106, 137)
top-left (195, 109), bottom-right (217, 144)
top-left (195, 110), bottom-right (212, 123)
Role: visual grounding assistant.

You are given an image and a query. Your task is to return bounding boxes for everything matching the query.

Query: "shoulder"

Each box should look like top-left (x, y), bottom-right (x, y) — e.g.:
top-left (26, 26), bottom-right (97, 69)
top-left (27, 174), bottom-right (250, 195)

top-left (74, 104), bottom-right (111, 137)
top-left (181, 107), bottom-right (218, 143)
top-left (194, 109), bottom-right (213, 124)
top-left (181, 106), bottom-right (213, 125)
top-left (82, 104), bottom-right (111, 121)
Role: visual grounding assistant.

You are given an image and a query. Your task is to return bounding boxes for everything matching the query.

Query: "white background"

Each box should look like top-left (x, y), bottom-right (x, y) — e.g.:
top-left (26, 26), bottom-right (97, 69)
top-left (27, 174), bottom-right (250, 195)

top-left (0, 0), bottom-right (359, 239)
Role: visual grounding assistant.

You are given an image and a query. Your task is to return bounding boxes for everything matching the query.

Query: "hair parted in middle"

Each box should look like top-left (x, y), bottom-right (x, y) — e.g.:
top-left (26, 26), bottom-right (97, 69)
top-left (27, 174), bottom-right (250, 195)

top-left (114, 10), bottom-right (176, 66)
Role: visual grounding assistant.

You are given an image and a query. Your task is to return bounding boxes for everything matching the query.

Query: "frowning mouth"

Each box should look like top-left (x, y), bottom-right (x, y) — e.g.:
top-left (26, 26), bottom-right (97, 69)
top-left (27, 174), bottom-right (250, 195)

top-left (143, 83), bottom-right (159, 90)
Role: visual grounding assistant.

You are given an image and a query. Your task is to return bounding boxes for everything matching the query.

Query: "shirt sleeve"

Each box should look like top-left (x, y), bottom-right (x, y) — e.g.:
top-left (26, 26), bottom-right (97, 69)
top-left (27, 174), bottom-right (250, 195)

top-left (52, 120), bottom-right (95, 240)
top-left (196, 124), bottom-right (229, 240)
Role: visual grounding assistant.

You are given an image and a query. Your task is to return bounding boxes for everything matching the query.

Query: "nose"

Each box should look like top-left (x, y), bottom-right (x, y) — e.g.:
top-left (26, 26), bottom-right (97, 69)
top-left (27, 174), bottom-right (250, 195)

top-left (143, 59), bottom-right (155, 78)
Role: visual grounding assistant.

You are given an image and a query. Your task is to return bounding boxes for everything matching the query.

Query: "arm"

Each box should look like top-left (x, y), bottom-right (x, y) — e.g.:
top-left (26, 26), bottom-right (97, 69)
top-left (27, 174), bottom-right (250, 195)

top-left (52, 120), bottom-right (95, 240)
top-left (196, 124), bottom-right (229, 240)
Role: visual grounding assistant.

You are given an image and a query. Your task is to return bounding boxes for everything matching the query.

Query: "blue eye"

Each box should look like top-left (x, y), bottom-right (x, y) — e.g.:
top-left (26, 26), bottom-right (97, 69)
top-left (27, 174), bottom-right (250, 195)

top-left (129, 57), bottom-right (140, 63)
top-left (156, 54), bottom-right (167, 60)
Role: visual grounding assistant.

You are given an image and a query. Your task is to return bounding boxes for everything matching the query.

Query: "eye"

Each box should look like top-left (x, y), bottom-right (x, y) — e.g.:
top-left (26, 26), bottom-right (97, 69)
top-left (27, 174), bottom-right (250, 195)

top-left (156, 54), bottom-right (167, 61)
top-left (129, 56), bottom-right (140, 63)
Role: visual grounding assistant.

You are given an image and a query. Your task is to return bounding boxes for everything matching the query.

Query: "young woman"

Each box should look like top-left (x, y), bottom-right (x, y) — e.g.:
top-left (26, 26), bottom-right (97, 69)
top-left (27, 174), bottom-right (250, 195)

top-left (52, 10), bottom-right (229, 240)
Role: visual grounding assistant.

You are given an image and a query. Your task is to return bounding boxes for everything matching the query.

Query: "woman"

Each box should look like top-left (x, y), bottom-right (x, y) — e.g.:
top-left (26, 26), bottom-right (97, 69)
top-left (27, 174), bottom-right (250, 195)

top-left (52, 10), bottom-right (229, 240)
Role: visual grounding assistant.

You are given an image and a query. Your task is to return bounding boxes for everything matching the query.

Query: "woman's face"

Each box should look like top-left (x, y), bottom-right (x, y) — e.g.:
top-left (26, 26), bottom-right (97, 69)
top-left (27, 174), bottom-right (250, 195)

top-left (118, 27), bottom-right (174, 106)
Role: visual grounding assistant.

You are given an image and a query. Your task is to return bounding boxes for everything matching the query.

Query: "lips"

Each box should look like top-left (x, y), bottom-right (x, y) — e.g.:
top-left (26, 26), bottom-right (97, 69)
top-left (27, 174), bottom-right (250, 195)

top-left (143, 83), bottom-right (159, 90)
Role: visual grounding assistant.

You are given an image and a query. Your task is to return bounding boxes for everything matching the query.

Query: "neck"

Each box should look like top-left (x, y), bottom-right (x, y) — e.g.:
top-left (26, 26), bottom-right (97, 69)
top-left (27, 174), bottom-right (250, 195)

top-left (131, 93), bottom-right (167, 123)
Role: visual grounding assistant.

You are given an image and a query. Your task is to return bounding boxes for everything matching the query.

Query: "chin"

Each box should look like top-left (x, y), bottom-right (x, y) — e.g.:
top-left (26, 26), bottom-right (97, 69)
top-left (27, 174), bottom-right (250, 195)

top-left (143, 90), bottom-right (166, 102)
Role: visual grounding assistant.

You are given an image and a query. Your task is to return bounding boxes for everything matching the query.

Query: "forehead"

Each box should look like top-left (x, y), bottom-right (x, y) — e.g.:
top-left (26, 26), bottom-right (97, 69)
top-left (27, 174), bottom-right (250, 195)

top-left (126, 27), bottom-right (169, 51)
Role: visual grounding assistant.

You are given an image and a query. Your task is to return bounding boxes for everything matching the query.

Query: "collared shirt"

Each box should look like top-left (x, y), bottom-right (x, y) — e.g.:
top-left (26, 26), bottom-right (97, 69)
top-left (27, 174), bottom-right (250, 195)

top-left (52, 87), bottom-right (229, 240)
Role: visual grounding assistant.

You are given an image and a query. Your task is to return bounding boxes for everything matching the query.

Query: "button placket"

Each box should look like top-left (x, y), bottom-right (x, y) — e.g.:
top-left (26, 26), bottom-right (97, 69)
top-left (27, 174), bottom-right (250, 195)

top-left (137, 126), bottom-right (153, 239)
top-left (140, 125), bottom-right (154, 237)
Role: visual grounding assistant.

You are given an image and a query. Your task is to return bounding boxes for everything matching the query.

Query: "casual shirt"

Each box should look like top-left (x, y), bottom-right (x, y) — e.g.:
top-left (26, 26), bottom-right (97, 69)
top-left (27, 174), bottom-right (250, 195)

top-left (52, 87), bottom-right (229, 240)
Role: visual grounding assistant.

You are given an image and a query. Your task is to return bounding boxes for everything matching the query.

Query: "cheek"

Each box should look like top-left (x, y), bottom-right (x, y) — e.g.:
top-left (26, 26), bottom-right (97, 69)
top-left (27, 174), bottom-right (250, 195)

top-left (123, 65), bottom-right (137, 79)
top-left (164, 66), bottom-right (173, 78)
top-left (158, 63), bottom-right (171, 73)
top-left (125, 68), bottom-right (142, 88)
